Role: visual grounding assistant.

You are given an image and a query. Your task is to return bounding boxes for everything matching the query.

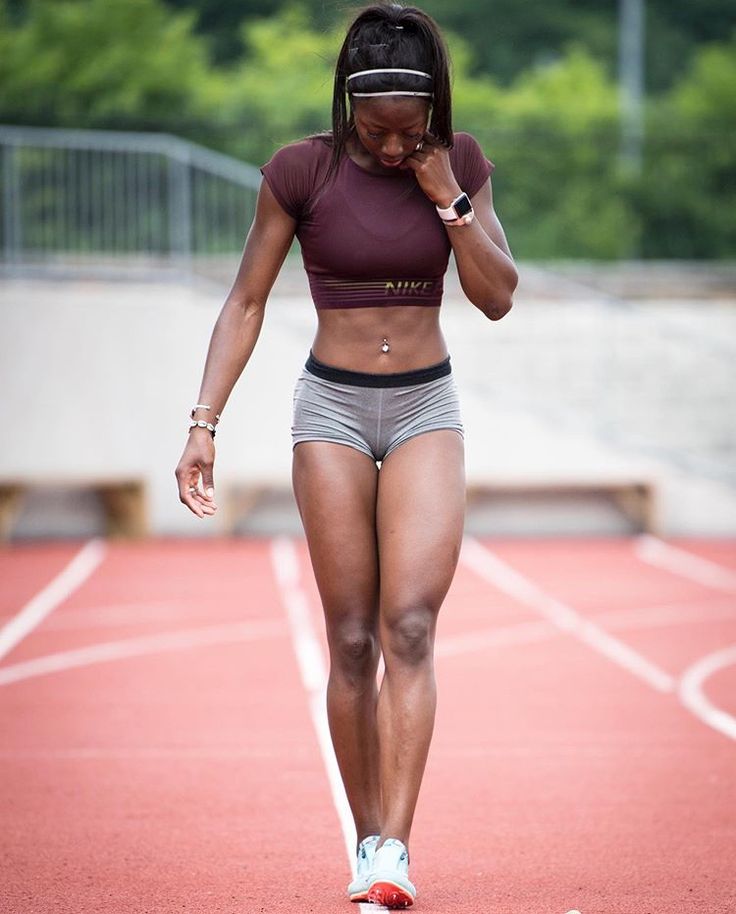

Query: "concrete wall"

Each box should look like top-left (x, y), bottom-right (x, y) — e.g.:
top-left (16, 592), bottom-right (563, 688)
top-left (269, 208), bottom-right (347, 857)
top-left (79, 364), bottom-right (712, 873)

top-left (2, 260), bottom-right (735, 538)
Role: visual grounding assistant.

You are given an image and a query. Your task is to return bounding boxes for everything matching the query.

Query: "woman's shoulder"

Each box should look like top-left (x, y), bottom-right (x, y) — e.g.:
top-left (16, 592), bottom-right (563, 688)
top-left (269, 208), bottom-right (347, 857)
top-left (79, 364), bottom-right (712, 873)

top-left (263, 133), bottom-right (333, 168)
top-left (449, 131), bottom-right (496, 195)
top-left (450, 131), bottom-right (488, 157)
top-left (260, 134), bottom-right (334, 221)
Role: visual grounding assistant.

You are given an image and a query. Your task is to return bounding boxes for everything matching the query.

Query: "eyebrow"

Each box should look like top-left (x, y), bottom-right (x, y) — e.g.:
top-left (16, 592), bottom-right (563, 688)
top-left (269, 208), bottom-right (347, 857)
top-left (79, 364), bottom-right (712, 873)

top-left (363, 121), bottom-right (425, 131)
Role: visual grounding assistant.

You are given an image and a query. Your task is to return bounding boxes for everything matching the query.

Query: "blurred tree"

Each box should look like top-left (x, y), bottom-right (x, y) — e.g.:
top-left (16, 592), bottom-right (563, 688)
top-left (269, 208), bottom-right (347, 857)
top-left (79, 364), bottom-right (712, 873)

top-left (421, 0), bottom-right (617, 83)
top-left (163, 0), bottom-right (283, 62)
top-left (646, 0), bottom-right (736, 91)
top-left (453, 44), bottom-right (632, 258)
top-left (213, 5), bottom-right (340, 159)
top-left (638, 31), bottom-right (736, 256)
top-left (0, 0), bottom-right (223, 130)
top-left (6, 0), bottom-right (735, 86)
top-left (156, 0), bottom-right (736, 92)
top-left (1, 1), bottom-right (732, 258)
top-left (159, 0), bottom-right (340, 62)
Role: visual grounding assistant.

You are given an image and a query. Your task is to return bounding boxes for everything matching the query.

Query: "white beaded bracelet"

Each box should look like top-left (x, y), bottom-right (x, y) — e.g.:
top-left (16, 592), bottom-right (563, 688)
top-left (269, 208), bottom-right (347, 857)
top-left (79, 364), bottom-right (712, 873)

top-left (189, 419), bottom-right (217, 438)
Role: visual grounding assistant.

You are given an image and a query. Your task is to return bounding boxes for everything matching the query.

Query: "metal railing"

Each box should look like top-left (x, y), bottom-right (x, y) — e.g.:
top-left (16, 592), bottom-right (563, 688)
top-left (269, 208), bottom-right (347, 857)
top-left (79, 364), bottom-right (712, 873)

top-left (0, 125), bottom-right (263, 282)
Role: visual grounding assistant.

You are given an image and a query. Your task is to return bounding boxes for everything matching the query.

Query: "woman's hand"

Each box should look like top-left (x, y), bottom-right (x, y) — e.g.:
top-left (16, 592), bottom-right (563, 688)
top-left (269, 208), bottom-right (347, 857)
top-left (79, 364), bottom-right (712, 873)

top-left (175, 429), bottom-right (218, 519)
top-left (399, 133), bottom-right (463, 207)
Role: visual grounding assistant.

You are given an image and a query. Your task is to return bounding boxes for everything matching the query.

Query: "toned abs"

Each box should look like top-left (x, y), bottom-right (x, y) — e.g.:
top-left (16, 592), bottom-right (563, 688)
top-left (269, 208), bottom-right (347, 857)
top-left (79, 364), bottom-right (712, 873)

top-left (312, 304), bottom-right (448, 373)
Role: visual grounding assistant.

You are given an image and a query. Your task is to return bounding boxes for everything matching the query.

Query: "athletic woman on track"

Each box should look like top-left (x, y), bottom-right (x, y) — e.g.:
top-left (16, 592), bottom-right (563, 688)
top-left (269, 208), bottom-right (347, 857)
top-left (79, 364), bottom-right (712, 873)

top-left (176, 2), bottom-right (517, 907)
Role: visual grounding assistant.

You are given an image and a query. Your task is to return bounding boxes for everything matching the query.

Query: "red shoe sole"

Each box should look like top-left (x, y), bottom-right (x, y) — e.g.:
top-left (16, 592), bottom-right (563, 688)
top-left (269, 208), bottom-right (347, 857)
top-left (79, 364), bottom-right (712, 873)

top-left (367, 881), bottom-right (414, 908)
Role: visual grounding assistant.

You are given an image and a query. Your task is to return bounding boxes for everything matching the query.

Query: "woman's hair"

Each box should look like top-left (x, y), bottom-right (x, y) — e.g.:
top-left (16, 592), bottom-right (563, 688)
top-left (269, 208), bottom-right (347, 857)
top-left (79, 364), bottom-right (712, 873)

top-left (320, 2), bottom-right (453, 185)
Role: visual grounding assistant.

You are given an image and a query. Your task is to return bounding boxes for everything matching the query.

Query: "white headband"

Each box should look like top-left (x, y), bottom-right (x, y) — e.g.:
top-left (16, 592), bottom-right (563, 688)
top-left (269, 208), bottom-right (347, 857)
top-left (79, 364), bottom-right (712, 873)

top-left (351, 91), bottom-right (432, 97)
top-left (347, 68), bottom-right (433, 98)
top-left (346, 68), bottom-right (432, 81)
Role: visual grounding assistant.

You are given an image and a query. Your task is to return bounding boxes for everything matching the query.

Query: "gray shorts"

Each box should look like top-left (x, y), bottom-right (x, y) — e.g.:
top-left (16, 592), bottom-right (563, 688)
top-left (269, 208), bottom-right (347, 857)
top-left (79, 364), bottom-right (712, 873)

top-left (291, 351), bottom-right (464, 463)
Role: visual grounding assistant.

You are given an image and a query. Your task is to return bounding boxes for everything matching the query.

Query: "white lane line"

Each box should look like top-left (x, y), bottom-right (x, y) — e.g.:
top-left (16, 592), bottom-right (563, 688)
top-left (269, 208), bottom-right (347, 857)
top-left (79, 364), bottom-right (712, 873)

top-left (0, 537), bottom-right (107, 662)
top-left (0, 619), bottom-right (285, 686)
top-left (270, 537), bottom-right (379, 914)
top-left (635, 535), bottom-right (736, 594)
top-left (436, 620), bottom-right (553, 657)
top-left (678, 645), bottom-right (736, 742)
top-left (595, 598), bottom-right (736, 631)
top-left (460, 537), bottom-right (676, 693)
top-left (436, 599), bottom-right (736, 661)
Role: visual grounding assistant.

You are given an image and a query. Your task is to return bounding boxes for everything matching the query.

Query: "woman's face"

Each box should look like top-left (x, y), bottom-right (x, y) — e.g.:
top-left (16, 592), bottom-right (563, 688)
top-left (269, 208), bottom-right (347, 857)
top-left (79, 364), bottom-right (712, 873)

top-left (351, 97), bottom-right (431, 169)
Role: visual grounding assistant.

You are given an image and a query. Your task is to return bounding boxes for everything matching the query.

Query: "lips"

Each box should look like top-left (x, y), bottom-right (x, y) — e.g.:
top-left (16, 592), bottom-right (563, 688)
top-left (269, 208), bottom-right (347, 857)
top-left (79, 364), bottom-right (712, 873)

top-left (379, 157), bottom-right (404, 167)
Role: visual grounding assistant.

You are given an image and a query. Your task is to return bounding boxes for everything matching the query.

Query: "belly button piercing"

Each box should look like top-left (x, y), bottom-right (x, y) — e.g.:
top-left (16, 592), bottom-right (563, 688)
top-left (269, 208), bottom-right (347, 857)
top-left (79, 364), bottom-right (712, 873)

top-left (381, 337), bottom-right (390, 353)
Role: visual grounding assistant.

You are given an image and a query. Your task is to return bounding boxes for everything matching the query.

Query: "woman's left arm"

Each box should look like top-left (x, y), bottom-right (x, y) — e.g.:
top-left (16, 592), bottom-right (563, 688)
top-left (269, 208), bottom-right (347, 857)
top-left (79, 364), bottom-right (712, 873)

top-left (445, 178), bottom-right (518, 321)
top-left (406, 136), bottom-right (518, 321)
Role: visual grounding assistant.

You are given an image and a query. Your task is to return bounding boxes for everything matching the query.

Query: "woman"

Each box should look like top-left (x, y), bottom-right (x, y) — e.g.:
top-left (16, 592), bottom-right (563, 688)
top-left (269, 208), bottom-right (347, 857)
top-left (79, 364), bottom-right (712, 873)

top-left (176, 2), bottom-right (517, 907)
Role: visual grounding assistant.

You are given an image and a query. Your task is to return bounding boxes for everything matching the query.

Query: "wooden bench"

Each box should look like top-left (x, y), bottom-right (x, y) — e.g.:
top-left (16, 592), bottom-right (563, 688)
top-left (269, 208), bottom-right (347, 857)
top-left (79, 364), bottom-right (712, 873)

top-left (222, 477), bottom-right (658, 535)
top-left (464, 478), bottom-right (658, 534)
top-left (0, 478), bottom-right (148, 540)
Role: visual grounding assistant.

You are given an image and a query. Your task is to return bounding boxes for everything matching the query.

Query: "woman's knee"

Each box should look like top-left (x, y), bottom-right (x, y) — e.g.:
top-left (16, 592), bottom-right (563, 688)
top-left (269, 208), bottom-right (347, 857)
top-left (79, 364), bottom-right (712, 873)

top-left (382, 605), bottom-right (436, 667)
top-left (327, 617), bottom-right (380, 680)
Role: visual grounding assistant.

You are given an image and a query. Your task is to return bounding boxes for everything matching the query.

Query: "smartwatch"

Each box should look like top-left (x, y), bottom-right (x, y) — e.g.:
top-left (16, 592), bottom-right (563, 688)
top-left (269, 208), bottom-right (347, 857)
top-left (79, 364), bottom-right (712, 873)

top-left (436, 192), bottom-right (474, 226)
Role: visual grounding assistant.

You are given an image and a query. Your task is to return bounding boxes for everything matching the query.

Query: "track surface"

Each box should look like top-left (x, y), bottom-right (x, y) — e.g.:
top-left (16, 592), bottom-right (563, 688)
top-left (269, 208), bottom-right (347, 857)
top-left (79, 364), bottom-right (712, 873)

top-left (1, 536), bottom-right (735, 913)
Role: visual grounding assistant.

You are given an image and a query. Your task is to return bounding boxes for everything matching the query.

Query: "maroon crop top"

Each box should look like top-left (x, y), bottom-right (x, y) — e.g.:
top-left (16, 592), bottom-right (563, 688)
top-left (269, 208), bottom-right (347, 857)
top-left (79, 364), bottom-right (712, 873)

top-left (259, 132), bottom-right (495, 310)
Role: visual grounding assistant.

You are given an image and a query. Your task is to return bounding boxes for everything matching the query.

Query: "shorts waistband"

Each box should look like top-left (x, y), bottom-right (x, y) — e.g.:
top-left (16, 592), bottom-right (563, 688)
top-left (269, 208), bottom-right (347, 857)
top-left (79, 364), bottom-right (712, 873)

top-left (304, 351), bottom-right (452, 388)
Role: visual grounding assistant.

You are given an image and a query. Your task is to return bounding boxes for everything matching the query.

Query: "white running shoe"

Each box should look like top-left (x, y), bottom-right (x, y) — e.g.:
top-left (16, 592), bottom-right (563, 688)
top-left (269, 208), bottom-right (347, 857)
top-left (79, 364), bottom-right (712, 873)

top-left (367, 838), bottom-right (416, 908)
top-left (347, 834), bottom-right (380, 902)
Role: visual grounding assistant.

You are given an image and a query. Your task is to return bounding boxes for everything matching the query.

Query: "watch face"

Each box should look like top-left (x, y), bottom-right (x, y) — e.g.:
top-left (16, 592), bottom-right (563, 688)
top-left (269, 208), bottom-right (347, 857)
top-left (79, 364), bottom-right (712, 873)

top-left (454, 194), bottom-right (473, 218)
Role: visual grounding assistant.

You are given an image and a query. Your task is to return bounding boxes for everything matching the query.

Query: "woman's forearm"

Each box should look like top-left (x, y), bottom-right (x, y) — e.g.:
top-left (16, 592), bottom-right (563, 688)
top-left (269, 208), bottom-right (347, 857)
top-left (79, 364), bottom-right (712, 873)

top-left (193, 299), bottom-right (267, 421)
top-left (448, 220), bottom-right (518, 320)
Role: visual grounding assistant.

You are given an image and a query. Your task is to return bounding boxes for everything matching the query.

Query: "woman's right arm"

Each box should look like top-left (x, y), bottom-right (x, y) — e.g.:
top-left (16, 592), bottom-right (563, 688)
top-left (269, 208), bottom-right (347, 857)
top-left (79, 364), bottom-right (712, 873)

top-left (175, 180), bottom-right (297, 518)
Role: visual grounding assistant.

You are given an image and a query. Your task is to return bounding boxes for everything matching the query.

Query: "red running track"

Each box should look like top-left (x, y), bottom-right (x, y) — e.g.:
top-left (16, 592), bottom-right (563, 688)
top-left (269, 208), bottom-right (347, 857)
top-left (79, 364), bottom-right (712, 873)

top-left (0, 536), bottom-right (734, 914)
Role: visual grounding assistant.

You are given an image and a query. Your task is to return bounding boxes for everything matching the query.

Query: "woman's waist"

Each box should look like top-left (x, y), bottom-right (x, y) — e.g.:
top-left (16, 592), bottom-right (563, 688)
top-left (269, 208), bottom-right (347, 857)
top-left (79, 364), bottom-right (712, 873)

top-left (312, 310), bottom-right (447, 374)
top-left (302, 351), bottom-right (453, 389)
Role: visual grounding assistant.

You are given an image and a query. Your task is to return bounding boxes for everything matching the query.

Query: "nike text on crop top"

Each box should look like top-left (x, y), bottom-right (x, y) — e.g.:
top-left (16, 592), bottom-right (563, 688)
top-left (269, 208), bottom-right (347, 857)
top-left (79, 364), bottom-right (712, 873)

top-left (259, 132), bottom-right (495, 310)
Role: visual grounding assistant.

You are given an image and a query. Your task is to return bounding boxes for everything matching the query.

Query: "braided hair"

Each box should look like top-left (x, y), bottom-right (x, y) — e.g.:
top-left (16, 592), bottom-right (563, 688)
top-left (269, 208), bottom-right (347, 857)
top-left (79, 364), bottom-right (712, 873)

top-left (322, 3), bottom-right (453, 185)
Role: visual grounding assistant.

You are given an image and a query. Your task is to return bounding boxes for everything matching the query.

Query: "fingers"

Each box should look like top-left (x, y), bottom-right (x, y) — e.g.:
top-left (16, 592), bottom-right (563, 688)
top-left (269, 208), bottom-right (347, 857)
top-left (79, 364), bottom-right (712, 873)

top-left (406, 132), bottom-right (444, 163)
top-left (176, 467), bottom-right (218, 519)
top-left (201, 472), bottom-right (216, 503)
top-left (188, 481), bottom-right (218, 517)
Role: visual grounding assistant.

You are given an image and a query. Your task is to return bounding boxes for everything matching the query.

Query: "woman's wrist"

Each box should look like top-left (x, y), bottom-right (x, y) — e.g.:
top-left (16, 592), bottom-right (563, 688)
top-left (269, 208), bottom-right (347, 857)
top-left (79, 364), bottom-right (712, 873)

top-left (189, 402), bottom-right (221, 438)
top-left (188, 423), bottom-right (216, 440)
top-left (433, 184), bottom-right (462, 208)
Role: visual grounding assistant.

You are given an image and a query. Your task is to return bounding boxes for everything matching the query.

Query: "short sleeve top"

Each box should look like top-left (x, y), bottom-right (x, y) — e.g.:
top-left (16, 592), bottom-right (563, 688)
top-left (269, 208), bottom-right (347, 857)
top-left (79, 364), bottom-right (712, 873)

top-left (260, 132), bottom-right (495, 310)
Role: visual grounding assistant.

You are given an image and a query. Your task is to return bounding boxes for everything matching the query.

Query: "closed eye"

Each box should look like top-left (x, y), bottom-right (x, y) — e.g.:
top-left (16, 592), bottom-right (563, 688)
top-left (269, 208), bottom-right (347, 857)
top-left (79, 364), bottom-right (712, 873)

top-left (366, 131), bottom-right (423, 140)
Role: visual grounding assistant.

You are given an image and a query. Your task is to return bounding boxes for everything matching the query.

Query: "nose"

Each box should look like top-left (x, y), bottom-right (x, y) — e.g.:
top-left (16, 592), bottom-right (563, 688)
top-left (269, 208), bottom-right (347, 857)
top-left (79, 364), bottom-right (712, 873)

top-left (380, 134), bottom-right (404, 158)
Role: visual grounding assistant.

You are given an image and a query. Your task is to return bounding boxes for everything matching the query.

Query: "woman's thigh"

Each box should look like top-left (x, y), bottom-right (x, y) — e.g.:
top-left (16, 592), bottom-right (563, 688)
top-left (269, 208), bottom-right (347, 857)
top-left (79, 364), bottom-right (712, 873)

top-left (292, 441), bottom-right (381, 635)
top-left (376, 430), bottom-right (465, 643)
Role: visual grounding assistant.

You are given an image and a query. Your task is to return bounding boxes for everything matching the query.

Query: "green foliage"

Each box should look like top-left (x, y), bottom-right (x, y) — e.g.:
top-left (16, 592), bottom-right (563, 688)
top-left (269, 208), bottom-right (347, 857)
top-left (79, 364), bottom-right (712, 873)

top-left (0, 0), bottom-right (219, 130)
top-left (159, 0), bottom-right (735, 93)
top-left (636, 32), bottom-right (736, 257)
top-left (0, 0), bottom-right (734, 258)
top-left (163, 0), bottom-right (335, 63)
top-left (461, 47), bottom-right (631, 259)
top-left (214, 6), bottom-right (341, 161)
